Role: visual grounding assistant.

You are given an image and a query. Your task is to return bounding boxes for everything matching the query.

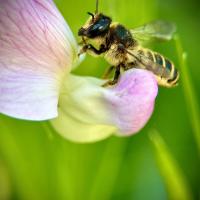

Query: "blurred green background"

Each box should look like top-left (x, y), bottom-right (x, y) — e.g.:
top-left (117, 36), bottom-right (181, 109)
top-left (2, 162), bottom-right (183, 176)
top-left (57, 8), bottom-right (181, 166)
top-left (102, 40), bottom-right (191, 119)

top-left (0, 0), bottom-right (200, 199)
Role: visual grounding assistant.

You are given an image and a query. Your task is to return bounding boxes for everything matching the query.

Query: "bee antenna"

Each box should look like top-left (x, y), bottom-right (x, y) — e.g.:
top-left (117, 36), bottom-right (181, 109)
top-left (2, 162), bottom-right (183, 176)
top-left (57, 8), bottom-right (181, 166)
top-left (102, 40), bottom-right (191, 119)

top-left (87, 12), bottom-right (94, 20)
top-left (95, 0), bottom-right (99, 14)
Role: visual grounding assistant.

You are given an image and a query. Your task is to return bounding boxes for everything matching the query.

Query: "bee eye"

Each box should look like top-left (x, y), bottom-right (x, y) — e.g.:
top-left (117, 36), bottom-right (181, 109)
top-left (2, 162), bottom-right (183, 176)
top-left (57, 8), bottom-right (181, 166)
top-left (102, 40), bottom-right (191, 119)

top-left (81, 14), bottom-right (112, 38)
top-left (98, 26), bottom-right (104, 30)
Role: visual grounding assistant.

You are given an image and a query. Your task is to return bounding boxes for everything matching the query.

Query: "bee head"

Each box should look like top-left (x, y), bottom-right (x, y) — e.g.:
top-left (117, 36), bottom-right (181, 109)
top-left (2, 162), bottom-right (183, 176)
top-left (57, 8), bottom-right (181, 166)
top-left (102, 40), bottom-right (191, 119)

top-left (78, 0), bottom-right (112, 38)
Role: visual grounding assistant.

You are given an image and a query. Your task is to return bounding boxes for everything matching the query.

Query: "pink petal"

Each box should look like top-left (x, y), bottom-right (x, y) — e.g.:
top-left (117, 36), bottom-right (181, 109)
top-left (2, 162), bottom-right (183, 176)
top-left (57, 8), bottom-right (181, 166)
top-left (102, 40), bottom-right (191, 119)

top-left (0, 0), bottom-right (76, 120)
top-left (104, 69), bottom-right (158, 136)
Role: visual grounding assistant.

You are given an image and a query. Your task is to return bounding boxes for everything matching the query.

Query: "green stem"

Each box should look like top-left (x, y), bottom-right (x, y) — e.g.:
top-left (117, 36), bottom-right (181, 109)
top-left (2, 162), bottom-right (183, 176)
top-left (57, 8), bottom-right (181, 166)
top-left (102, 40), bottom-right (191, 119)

top-left (149, 130), bottom-right (193, 200)
top-left (174, 35), bottom-right (200, 155)
top-left (89, 138), bottom-right (127, 200)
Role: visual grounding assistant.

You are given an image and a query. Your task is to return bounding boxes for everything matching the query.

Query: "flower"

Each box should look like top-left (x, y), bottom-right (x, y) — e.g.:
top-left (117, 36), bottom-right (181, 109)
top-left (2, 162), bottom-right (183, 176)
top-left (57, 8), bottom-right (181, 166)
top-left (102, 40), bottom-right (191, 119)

top-left (0, 0), bottom-right (158, 143)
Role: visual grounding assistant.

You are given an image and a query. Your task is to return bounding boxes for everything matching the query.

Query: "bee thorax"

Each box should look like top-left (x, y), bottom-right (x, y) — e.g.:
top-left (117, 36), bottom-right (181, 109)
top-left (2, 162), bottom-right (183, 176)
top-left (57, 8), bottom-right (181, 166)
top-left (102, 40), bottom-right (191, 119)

top-left (104, 44), bottom-right (130, 66)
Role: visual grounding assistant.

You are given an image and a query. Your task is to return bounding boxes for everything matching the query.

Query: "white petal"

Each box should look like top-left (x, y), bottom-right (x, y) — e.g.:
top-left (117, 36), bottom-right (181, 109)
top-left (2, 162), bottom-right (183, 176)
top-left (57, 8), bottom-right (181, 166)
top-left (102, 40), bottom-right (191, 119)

top-left (0, 0), bottom-right (77, 120)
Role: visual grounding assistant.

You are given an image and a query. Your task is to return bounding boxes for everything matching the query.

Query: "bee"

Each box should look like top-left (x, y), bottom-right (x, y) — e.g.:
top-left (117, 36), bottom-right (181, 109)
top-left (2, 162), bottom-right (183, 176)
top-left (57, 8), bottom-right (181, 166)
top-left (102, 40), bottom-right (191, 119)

top-left (78, 0), bottom-right (179, 87)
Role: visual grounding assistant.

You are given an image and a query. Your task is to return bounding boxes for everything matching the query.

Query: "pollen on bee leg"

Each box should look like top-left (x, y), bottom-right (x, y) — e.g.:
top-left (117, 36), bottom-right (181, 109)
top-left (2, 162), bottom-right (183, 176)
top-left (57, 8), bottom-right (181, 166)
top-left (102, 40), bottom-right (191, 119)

top-left (102, 80), bottom-right (116, 87)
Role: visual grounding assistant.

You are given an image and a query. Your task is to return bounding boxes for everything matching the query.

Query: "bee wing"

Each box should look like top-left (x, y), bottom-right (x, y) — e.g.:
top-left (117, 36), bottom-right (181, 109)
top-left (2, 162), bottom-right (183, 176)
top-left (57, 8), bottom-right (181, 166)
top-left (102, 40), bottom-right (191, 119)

top-left (131, 20), bottom-right (176, 45)
top-left (126, 49), bottom-right (171, 78)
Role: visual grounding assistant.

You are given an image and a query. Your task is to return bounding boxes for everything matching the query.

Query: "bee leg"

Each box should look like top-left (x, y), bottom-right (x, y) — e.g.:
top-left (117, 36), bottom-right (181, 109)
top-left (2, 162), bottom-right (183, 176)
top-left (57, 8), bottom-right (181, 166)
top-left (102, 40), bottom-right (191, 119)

top-left (102, 65), bottom-right (121, 87)
top-left (112, 65), bottom-right (121, 84)
top-left (124, 61), bottom-right (138, 71)
top-left (102, 66), bottom-right (114, 79)
top-left (79, 44), bottom-right (107, 56)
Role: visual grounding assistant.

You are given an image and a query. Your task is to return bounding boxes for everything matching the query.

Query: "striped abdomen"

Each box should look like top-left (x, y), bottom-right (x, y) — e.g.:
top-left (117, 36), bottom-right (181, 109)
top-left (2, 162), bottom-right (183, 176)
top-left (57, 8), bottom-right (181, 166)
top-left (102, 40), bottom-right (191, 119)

top-left (138, 48), bottom-right (179, 87)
